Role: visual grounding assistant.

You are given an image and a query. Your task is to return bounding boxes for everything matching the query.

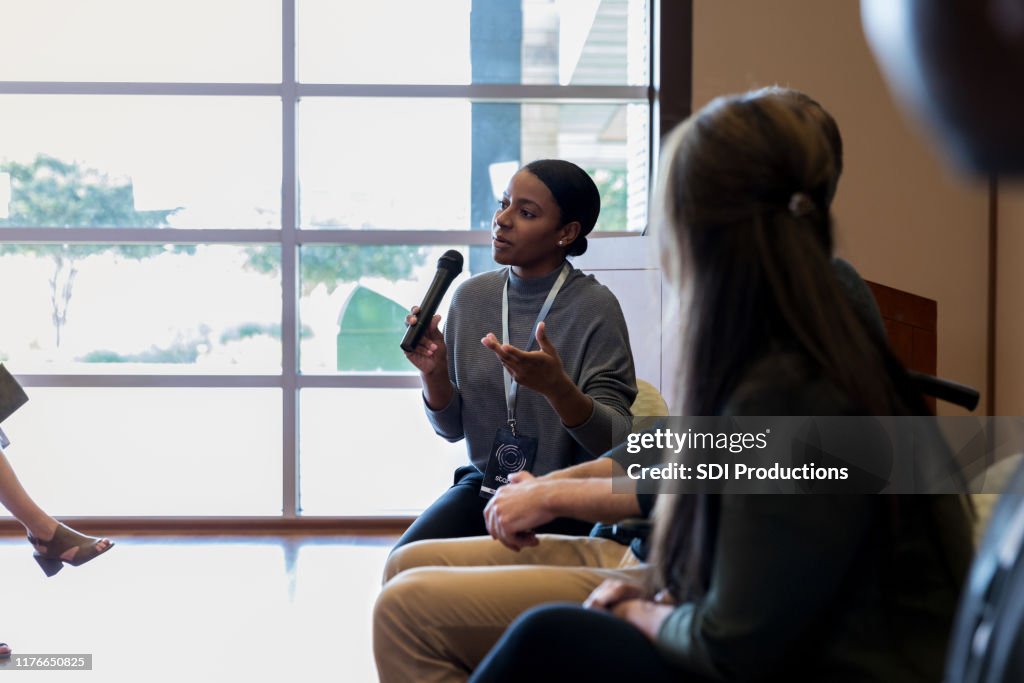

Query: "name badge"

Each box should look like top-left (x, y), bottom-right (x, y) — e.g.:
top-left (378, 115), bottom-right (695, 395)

top-left (480, 426), bottom-right (538, 498)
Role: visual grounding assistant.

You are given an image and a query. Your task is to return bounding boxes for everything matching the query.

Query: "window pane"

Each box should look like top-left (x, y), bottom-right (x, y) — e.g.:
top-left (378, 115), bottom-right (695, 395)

top-left (0, 1), bottom-right (281, 82)
top-left (299, 245), bottom-right (473, 374)
top-left (0, 388), bottom-right (281, 515)
top-left (299, 99), bottom-right (648, 231)
top-left (0, 245), bottom-right (281, 373)
top-left (298, 0), bottom-right (648, 86)
top-left (0, 96), bottom-right (281, 228)
top-left (299, 388), bottom-right (465, 515)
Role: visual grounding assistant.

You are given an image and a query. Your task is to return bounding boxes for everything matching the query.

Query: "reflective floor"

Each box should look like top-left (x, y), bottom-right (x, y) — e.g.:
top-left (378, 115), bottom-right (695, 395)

top-left (0, 535), bottom-right (395, 682)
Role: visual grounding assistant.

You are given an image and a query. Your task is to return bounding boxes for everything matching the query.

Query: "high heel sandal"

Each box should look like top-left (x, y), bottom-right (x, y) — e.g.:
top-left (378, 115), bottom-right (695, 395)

top-left (28, 523), bottom-right (114, 577)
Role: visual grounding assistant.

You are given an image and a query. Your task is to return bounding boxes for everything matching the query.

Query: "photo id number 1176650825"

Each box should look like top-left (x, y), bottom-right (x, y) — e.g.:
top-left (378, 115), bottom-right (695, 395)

top-left (6, 655), bottom-right (92, 670)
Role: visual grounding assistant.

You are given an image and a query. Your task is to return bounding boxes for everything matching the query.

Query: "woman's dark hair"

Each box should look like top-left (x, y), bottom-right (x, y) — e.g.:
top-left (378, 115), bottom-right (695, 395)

top-left (649, 88), bottom-right (920, 601)
top-left (522, 159), bottom-right (601, 257)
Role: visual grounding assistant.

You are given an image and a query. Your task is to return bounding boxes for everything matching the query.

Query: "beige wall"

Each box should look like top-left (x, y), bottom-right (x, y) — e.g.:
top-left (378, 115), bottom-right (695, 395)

top-left (690, 0), bottom-right (991, 414)
top-left (997, 185), bottom-right (1024, 414)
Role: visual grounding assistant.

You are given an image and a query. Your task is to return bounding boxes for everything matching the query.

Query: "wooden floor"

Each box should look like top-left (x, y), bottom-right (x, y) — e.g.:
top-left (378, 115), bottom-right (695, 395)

top-left (0, 534), bottom-right (397, 682)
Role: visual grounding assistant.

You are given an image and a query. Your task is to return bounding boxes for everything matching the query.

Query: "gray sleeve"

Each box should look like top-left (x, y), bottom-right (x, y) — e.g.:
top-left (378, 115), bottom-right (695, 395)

top-left (565, 289), bottom-right (637, 456)
top-left (423, 387), bottom-right (464, 442)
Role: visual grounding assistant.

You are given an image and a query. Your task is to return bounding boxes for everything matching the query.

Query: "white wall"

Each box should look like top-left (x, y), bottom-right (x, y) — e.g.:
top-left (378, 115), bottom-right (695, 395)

top-left (574, 235), bottom-right (664, 394)
top-left (690, 0), bottom-right (992, 415)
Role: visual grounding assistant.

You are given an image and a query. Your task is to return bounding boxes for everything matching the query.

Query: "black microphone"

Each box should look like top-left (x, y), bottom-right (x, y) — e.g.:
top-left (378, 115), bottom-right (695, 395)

top-left (400, 250), bottom-right (464, 353)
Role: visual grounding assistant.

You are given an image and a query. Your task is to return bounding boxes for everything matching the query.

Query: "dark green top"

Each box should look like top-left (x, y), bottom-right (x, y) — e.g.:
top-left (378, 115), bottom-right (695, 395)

top-left (656, 354), bottom-right (974, 682)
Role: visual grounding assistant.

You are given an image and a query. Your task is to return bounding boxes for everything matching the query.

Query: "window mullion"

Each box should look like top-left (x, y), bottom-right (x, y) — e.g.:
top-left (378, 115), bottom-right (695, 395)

top-left (281, 0), bottom-right (300, 519)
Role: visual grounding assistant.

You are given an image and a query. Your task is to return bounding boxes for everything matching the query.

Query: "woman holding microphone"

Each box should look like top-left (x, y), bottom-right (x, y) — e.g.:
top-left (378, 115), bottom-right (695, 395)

top-left (397, 159), bottom-right (637, 549)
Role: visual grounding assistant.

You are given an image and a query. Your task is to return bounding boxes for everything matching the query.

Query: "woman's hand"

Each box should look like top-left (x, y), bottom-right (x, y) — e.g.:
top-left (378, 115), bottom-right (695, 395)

top-left (404, 306), bottom-right (448, 378)
top-left (583, 579), bottom-right (647, 611)
top-left (481, 321), bottom-right (570, 398)
top-left (609, 600), bottom-right (675, 641)
top-left (482, 322), bottom-right (594, 427)
top-left (584, 579), bottom-right (674, 641)
top-left (405, 306), bottom-right (453, 410)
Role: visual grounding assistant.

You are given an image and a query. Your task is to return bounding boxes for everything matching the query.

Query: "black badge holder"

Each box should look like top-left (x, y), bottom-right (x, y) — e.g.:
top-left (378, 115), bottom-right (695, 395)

top-left (480, 424), bottom-right (538, 497)
top-left (0, 364), bottom-right (29, 449)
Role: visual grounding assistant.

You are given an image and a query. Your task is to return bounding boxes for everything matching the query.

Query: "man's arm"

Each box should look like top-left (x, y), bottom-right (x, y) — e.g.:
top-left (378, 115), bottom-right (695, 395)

top-left (532, 475), bottom-right (641, 523)
top-left (484, 465), bottom-right (642, 551)
top-left (537, 455), bottom-right (617, 481)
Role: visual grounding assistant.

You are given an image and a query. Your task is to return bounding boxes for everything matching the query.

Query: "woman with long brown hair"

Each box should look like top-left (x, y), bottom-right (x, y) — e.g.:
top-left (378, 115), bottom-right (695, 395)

top-left (466, 88), bottom-right (973, 682)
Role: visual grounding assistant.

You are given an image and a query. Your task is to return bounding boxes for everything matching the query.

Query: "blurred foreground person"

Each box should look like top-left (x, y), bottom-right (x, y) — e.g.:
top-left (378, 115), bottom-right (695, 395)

top-left (468, 88), bottom-right (974, 682)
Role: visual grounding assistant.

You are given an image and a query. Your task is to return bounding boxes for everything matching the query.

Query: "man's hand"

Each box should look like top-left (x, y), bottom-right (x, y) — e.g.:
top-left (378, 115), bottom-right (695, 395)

top-left (484, 471), bottom-right (557, 551)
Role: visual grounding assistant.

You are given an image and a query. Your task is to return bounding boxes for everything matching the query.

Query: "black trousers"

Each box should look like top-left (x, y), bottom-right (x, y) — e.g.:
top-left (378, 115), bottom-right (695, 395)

top-left (468, 604), bottom-right (685, 682)
top-left (392, 465), bottom-right (595, 550)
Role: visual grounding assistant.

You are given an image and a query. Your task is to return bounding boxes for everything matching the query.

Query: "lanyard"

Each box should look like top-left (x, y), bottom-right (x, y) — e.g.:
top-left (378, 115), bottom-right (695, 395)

top-left (501, 262), bottom-right (570, 436)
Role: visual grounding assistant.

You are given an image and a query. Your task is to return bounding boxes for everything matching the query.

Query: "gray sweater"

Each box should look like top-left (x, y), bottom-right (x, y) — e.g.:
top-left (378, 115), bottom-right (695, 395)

top-left (425, 262), bottom-right (637, 475)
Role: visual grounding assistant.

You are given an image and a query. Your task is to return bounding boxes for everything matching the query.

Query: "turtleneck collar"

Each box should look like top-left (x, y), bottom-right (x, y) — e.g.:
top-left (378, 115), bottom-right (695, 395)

top-left (507, 261), bottom-right (570, 296)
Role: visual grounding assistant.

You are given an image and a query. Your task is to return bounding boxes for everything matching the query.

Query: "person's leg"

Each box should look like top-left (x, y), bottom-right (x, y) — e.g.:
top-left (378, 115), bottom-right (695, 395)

top-left (535, 515), bottom-right (600, 537)
top-left (0, 447), bottom-right (57, 540)
top-left (374, 563), bottom-right (649, 683)
top-left (392, 468), bottom-right (488, 551)
top-left (384, 533), bottom-right (634, 583)
top-left (0, 447), bottom-right (112, 567)
top-left (468, 604), bottom-right (682, 683)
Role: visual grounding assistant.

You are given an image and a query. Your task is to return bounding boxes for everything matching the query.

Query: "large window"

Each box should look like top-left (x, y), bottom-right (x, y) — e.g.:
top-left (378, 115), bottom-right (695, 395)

top-left (0, 0), bottom-right (670, 517)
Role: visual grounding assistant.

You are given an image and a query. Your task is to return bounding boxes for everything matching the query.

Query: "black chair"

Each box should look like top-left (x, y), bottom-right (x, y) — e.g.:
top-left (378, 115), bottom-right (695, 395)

top-left (946, 459), bottom-right (1024, 682)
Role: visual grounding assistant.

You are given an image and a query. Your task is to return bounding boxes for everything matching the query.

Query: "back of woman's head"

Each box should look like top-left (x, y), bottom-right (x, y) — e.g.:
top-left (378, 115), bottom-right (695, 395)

top-left (650, 88), bottom-right (922, 602)
top-left (774, 88), bottom-right (844, 201)
top-left (656, 87), bottom-right (898, 417)
top-left (522, 159), bottom-right (601, 256)
top-left (659, 88), bottom-right (836, 282)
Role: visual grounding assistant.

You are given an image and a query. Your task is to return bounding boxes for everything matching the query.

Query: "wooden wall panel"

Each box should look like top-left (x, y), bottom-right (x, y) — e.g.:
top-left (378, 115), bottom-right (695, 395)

top-left (867, 280), bottom-right (938, 411)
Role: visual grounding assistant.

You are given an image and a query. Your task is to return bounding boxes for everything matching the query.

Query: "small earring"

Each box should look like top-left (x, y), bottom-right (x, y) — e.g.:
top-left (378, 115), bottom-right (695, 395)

top-left (558, 240), bottom-right (565, 246)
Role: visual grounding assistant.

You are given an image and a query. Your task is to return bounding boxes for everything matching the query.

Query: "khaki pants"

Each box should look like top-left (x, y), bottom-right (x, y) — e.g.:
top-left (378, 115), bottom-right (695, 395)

top-left (373, 534), bottom-right (648, 683)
